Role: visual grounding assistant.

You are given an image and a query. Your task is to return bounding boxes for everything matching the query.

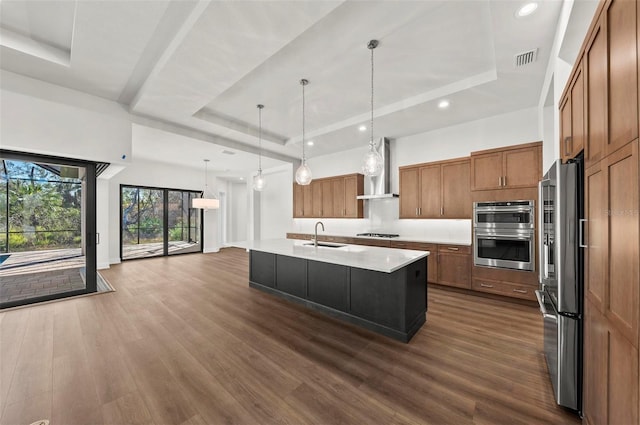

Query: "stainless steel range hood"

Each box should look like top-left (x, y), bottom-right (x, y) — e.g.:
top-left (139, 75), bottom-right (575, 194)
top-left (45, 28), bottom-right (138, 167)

top-left (357, 138), bottom-right (399, 200)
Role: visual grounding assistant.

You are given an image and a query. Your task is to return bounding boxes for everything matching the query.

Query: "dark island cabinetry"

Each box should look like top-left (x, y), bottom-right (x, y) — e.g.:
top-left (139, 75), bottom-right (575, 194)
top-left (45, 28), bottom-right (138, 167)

top-left (249, 251), bottom-right (427, 342)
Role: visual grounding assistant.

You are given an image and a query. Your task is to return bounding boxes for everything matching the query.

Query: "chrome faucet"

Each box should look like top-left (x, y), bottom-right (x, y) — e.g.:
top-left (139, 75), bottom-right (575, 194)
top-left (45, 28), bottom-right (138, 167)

top-left (314, 221), bottom-right (325, 247)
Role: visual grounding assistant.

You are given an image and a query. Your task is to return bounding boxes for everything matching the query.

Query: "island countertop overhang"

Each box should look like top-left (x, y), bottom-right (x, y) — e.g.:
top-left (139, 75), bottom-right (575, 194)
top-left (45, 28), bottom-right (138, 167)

top-left (228, 239), bottom-right (429, 273)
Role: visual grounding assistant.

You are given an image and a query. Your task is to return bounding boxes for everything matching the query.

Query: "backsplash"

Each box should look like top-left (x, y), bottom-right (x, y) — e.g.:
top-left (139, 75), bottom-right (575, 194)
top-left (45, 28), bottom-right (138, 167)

top-left (291, 198), bottom-right (472, 244)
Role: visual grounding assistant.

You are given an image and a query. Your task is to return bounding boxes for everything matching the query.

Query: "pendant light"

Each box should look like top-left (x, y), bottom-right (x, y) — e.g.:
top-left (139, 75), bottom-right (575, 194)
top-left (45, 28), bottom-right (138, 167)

top-left (253, 104), bottom-right (267, 191)
top-left (295, 78), bottom-right (312, 185)
top-left (192, 159), bottom-right (220, 210)
top-left (361, 39), bottom-right (384, 177)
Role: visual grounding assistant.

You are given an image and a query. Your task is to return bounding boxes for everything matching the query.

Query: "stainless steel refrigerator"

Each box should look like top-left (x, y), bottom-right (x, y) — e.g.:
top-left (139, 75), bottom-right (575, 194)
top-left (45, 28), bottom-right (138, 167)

top-left (536, 156), bottom-right (583, 413)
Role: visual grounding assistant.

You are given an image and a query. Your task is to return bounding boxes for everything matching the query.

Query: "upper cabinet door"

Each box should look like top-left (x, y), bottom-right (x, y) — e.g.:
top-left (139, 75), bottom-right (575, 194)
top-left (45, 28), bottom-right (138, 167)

top-left (419, 164), bottom-right (441, 217)
top-left (586, 17), bottom-right (607, 170)
top-left (471, 152), bottom-right (503, 190)
top-left (293, 183), bottom-right (304, 217)
top-left (607, 0), bottom-right (638, 154)
top-left (332, 178), bottom-right (345, 217)
top-left (442, 160), bottom-right (471, 218)
top-left (302, 184), bottom-right (313, 218)
top-left (503, 146), bottom-right (541, 189)
top-left (399, 167), bottom-right (420, 218)
top-left (560, 94), bottom-right (573, 163)
top-left (571, 64), bottom-right (586, 158)
top-left (311, 181), bottom-right (323, 217)
top-left (321, 180), bottom-right (333, 218)
top-left (343, 175), bottom-right (363, 218)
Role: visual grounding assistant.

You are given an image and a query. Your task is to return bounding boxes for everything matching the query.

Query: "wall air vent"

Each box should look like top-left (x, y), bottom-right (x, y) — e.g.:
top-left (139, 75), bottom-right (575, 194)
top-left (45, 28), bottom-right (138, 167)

top-left (222, 150), bottom-right (236, 155)
top-left (515, 48), bottom-right (538, 67)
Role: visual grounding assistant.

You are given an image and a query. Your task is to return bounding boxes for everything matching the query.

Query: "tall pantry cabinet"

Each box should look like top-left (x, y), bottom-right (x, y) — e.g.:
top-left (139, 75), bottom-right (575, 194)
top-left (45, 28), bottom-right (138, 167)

top-left (561, 0), bottom-right (640, 423)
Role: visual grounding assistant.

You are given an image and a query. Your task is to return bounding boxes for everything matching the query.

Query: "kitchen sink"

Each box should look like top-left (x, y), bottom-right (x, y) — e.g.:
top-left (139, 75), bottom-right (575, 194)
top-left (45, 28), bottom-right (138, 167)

top-left (303, 242), bottom-right (346, 248)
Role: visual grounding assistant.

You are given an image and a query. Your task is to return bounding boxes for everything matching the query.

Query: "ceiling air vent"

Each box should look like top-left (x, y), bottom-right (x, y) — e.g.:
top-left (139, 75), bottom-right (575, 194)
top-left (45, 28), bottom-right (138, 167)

top-left (515, 48), bottom-right (538, 67)
top-left (222, 150), bottom-right (236, 155)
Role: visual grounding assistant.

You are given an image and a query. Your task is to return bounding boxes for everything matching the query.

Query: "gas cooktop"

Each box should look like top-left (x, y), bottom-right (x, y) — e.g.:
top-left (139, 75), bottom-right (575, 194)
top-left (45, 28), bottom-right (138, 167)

top-left (356, 233), bottom-right (400, 238)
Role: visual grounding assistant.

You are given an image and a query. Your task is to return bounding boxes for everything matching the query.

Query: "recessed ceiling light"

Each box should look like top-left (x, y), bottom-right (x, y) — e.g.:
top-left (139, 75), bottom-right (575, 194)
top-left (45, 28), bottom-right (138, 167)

top-left (239, 177), bottom-right (244, 181)
top-left (516, 2), bottom-right (538, 18)
top-left (307, 140), bottom-right (314, 146)
top-left (438, 100), bottom-right (450, 109)
top-left (358, 125), bottom-right (367, 132)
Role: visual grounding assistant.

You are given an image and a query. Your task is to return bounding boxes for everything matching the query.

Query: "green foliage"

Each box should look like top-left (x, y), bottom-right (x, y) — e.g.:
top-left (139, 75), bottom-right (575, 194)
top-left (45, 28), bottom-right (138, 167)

top-left (3, 161), bottom-right (82, 252)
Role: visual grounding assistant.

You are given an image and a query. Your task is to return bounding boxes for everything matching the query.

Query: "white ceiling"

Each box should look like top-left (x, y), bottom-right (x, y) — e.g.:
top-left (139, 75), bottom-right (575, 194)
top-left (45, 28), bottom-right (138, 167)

top-left (1, 0), bottom-right (590, 172)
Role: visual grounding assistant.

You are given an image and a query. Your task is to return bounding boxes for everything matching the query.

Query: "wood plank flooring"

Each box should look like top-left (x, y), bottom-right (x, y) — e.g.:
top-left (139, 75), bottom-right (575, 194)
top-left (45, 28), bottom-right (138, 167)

top-left (0, 248), bottom-right (580, 425)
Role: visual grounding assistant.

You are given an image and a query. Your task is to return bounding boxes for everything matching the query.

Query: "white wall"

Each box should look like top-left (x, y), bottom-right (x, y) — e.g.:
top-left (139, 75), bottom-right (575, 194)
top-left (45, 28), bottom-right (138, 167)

top-left (286, 107), bottom-right (540, 243)
top-left (103, 159), bottom-right (221, 265)
top-left (259, 166), bottom-right (294, 240)
top-left (228, 182), bottom-right (248, 242)
top-left (0, 70), bottom-right (132, 164)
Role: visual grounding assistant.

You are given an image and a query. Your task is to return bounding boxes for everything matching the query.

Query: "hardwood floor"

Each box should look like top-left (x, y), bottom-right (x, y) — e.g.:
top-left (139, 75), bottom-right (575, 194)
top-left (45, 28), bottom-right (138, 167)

top-left (0, 248), bottom-right (580, 425)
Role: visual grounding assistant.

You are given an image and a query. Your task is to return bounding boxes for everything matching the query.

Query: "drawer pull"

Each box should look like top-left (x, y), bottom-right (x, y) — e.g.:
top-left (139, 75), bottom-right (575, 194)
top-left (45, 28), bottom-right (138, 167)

top-left (447, 247), bottom-right (459, 251)
top-left (512, 289), bottom-right (528, 294)
top-left (480, 283), bottom-right (493, 288)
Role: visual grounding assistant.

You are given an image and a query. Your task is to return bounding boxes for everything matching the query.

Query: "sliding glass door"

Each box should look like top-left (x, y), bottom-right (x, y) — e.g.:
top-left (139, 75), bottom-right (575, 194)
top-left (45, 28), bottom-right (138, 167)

top-left (0, 150), bottom-right (97, 309)
top-left (168, 190), bottom-right (201, 256)
top-left (120, 185), bottom-right (202, 260)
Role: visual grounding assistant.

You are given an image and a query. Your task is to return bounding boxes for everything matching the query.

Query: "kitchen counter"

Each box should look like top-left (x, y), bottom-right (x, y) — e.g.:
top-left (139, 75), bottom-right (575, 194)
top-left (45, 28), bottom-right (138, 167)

top-left (229, 238), bottom-right (429, 342)
top-left (229, 238), bottom-right (429, 273)
top-left (285, 232), bottom-right (472, 247)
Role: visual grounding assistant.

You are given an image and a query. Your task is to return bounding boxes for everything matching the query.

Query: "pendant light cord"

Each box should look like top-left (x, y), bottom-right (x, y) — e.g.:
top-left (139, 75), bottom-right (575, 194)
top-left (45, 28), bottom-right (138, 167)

top-left (257, 104), bottom-right (263, 173)
top-left (370, 41), bottom-right (374, 148)
top-left (301, 79), bottom-right (307, 163)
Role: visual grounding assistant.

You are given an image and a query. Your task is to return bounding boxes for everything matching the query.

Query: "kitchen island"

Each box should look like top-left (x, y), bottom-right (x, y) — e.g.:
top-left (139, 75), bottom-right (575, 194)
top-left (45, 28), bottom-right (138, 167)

top-left (230, 239), bottom-right (429, 342)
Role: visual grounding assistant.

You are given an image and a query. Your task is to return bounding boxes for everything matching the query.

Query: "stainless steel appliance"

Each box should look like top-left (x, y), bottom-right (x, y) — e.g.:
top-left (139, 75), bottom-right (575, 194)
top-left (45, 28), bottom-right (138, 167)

top-left (536, 157), bottom-right (583, 413)
top-left (474, 200), bottom-right (535, 230)
top-left (473, 201), bottom-right (535, 271)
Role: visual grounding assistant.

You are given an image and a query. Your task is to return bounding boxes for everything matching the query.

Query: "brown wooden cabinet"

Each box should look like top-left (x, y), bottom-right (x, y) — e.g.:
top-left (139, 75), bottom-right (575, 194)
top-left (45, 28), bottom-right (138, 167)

top-left (293, 183), bottom-right (313, 218)
top-left (583, 128), bottom-right (639, 425)
top-left (585, 17), bottom-right (607, 169)
top-left (437, 245), bottom-right (471, 289)
top-left (576, 1), bottom-right (640, 422)
top-left (470, 142), bottom-right (542, 191)
top-left (560, 63), bottom-right (585, 162)
top-left (399, 167), bottom-right (420, 218)
top-left (399, 158), bottom-right (471, 219)
top-left (606, 0), bottom-right (638, 155)
top-left (293, 173), bottom-right (364, 218)
top-left (471, 144), bottom-right (541, 190)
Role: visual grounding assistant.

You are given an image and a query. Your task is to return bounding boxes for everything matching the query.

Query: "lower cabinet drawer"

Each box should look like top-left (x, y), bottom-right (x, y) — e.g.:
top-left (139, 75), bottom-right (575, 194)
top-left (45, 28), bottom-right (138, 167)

top-left (472, 278), bottom-right (536, 301)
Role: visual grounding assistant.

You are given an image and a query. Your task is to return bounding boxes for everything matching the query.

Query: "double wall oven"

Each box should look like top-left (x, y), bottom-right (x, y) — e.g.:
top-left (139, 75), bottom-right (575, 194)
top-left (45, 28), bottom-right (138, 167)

top-left (473, 201), bottom-right (535, 271)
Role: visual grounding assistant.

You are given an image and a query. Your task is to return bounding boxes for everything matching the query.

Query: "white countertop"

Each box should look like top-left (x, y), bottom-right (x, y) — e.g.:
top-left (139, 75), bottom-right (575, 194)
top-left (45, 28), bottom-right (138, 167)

top-left (228, 239), bottom-right (429, 273)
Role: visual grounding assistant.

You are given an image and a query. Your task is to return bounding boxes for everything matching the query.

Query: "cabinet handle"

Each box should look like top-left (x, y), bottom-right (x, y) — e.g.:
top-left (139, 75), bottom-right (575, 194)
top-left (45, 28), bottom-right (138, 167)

top-left (419, 207), bottom-right (421, 215)
top-left (579, 218), bottom-right (587, 248)
top-left (512, 289), bottom-right (528, 294)
top-left (447, 247), bottom-right (459, 251)
top-left (440, 207), bottom-right (444, 216)
top-left (498, 176), bottom-right (502, 187)
top-left (480, 283), bottom-right (494, 288)
top-left (564, 137), bottom-right (572, 156)
top-left (503, 176), bottom-right (507, 187)
top-left (416, 208), bottom-right (419, 216)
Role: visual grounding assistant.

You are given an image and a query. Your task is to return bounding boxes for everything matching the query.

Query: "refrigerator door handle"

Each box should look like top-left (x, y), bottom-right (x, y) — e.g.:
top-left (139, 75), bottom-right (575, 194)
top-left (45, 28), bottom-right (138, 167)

top-left (579, 218), bottom-right (587, 248)
top-left (535, 290), bottom-right (556, 320)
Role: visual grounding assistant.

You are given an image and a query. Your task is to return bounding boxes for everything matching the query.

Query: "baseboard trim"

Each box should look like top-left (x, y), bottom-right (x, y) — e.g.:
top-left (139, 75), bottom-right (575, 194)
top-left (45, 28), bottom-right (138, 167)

top-left (203, 248), bottom-right (220, 254)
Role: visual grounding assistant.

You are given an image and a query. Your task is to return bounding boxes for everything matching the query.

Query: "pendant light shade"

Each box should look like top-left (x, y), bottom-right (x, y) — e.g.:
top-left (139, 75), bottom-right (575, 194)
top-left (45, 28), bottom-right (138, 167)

top-left (362, 40), bottom-right (384, 177)
top-left (192, 159), bottom-right (219, 210)
top-left (295, 79), bottom-right (313, 185)
top-left (253, 104), bottom-right (267, 191)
